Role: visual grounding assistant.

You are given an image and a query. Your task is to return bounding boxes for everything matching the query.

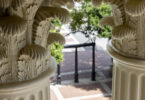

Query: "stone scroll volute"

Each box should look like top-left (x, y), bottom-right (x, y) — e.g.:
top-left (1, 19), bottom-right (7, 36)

top-left (0, 0), bottom-right (74, 83)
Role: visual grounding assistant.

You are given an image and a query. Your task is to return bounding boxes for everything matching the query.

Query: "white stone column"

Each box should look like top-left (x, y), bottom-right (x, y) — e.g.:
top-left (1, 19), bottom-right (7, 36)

top-left (0, 0), bottom-right (73, 99)
top-left (92, 0), bottom-right (145, 100)
top-left (107, 42), bottom-right (145, 100)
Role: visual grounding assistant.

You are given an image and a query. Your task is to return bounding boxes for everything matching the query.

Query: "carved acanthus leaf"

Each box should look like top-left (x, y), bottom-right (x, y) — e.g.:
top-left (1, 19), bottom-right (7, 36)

top-left (0, 48), bottom-right (9, 83)
top-left (99, 16), bottom-right (115, 27)
top-left (0, 48), bottom-right (7, 60)
top-left (92, 0), bottom-right (135, 40)
top-left (112, 24), bottom-right (135, 39)
top-left (12, 0), bottom-right (24, 9)
top-left (125, 0), bottom-right (145, 16)
top-left (23, 0), bottom-right (45, 19)
top-left (0, 0), bottom-right (24, 9)
top-left (112, 5), bottom-right (123, 26)
top-left (35, 6), bottom-right (70, 24)
top-left (0, 59), bottom-right (9, 76)
top-left (49, 0), bottom-right (74, 9)
top-left (1, 73), bottom-right (11, 83)
top-left (32, 18), bottom-right (52, 45)
top-left (47, 33), bottom-right (65, 45)
top-left (33, 6), bottom-right (70, 45)
top-left (0, 15), bottom-right (26, 37)
top-left (19, 45), bottom-right (47, 60)
top-left (0, 37), bottom-right (7, 50)
top-left (92, 0), bottom-right (125, 24)
top-left (0, 0), bottom-right (12, 8)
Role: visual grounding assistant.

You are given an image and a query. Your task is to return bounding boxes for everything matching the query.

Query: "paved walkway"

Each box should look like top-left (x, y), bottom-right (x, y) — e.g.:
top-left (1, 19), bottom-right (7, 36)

top-left (50, 33), bottom-right (112, 100)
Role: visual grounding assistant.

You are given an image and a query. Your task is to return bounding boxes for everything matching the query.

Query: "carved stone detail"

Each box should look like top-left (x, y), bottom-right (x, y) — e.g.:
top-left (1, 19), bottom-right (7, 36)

top-left (92, 0), bottom-right (145, 59)
top-left (0, 0), bottom-right (73, 84)
top-left (93, 0), bottom-right (145, 100)
top-left (0, 67), bottom-right (55, 100)
top-left (48, 0), bottom-right (74, 9)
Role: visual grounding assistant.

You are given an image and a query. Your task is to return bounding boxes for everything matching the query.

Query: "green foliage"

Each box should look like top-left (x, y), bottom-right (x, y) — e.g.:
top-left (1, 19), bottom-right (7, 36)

top-left (70, 0), bottom-right (112, 39)
top-left (50, 18), bottom-right (64, 64)
top-left (51, 43), bottom-right (64, 64)
top-left (51, 18), bottom-right (63, 32)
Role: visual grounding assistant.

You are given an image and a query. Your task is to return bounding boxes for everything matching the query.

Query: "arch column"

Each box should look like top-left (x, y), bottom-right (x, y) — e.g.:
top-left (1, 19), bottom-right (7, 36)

top-left (92, 0), bottom-right (145, 100)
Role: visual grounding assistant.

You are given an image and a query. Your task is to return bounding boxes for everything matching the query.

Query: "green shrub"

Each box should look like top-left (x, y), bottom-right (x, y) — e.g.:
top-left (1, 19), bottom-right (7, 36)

top-left (50, 18), bottom-right (64, 64)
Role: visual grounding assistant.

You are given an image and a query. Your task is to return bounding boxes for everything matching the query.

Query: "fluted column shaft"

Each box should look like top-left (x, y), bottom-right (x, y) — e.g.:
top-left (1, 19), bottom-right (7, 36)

top-left (107, 43), bottom-right (145, 100)
top-left (0, 68), bottom-right (55, 100)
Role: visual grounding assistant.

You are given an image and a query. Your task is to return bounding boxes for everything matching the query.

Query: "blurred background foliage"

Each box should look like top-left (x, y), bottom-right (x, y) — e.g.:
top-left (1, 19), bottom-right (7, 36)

top-left (51, 18), bottom-right (64, 64)
top-left (70, 0), bottom-right (112, 40)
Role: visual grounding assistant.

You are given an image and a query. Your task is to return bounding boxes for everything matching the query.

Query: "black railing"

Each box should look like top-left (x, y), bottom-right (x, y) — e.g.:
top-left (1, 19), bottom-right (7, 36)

top-left (57, 42), bottom-right (96, 84)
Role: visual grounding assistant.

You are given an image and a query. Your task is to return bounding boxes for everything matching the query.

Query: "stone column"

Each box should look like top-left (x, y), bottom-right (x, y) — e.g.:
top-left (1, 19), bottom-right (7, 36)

top-left (92, 0), bottom-right (145, 100)
top-left (0, 0), bottom-right (73, 100)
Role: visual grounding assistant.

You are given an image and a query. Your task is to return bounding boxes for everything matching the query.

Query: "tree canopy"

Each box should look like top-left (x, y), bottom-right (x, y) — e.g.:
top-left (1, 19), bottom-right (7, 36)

top-left (70, 0), bottom-right (112, 40)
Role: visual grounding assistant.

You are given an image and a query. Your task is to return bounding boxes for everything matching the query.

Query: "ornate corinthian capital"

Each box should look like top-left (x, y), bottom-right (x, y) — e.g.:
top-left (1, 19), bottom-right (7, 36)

top-left (0, 0), bottom-right (73, 84)
top-left (0, 0), bottom-right (74, 99)
top-left (92, 0), bottom-right (145, 59)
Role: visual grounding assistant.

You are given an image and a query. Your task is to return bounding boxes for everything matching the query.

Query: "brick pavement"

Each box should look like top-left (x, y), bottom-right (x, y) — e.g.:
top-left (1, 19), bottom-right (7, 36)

top-left (50, 33), bottom-right (112, 100)
top-left (50, 49), bottom-right (112, 100)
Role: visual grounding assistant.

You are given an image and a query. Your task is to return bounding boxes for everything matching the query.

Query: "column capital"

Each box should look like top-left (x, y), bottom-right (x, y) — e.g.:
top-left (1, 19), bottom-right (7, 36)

top-left (92, 0), bottom-right (145, 59)
top-left (0, 0), bottom-right (73, 84)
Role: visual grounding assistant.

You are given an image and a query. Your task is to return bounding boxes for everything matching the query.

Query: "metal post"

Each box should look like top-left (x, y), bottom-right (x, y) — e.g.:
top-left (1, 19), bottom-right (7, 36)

top-left (57, 64), bottom-right (61, 84)
top-left (92, 43), bottom-right (96, 81)
top-left (75, 47), bottom-right (79, 83)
